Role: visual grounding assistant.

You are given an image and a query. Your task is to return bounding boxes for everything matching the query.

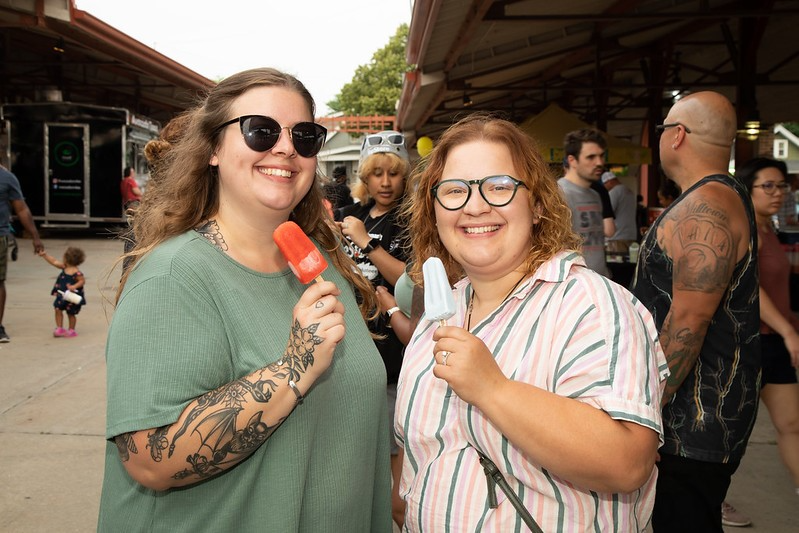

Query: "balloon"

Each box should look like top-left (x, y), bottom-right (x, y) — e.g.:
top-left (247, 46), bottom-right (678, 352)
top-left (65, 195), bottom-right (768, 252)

top-left (417, 136), bottom-right (433, 157)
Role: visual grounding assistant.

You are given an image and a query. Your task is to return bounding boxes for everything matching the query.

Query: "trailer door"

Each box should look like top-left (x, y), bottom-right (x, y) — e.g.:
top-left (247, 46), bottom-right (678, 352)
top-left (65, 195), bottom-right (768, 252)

top-left (45, 123), bottom-right (90, 226)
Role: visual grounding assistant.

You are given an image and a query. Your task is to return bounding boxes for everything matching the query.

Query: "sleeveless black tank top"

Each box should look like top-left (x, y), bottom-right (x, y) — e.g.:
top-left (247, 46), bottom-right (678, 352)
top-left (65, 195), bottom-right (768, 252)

top-left (632, 174), bottom-right (760, 463)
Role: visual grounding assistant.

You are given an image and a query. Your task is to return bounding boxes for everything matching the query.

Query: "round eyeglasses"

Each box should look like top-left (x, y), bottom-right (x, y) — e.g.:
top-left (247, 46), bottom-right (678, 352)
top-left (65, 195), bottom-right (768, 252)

top-left (752, 181), bottom-right (791, 195)
top-left (431, 175), bottom-right (528, 211)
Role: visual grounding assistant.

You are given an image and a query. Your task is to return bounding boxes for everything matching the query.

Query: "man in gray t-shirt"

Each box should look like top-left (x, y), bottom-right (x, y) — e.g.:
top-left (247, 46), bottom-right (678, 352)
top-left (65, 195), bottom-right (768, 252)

top-left (558, 129), bottom-right (610, 277)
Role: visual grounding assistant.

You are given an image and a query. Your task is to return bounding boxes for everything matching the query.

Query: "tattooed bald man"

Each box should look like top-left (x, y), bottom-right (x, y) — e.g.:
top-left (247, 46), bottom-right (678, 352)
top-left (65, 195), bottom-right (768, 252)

top-left (631, 91), bottom-right (760, 532)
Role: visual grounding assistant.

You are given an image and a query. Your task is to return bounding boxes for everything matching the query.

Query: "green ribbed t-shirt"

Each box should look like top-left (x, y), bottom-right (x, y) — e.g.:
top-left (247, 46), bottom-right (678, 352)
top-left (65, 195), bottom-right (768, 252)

top-left (98, 231), bottom-right (392, 532)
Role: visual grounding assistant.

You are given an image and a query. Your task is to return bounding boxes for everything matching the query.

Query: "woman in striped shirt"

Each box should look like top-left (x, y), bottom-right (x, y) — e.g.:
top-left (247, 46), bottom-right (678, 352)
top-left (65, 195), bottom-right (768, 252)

top-left (396, 114), bottom-right (669, 532)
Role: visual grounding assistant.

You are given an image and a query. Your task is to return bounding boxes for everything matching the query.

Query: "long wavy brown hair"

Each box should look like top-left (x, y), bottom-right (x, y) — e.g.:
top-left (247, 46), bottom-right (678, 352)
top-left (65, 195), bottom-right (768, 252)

top-left (401, 112), bottom-right (582, 286)
top-left (118, 68), bottom-right (377, 320)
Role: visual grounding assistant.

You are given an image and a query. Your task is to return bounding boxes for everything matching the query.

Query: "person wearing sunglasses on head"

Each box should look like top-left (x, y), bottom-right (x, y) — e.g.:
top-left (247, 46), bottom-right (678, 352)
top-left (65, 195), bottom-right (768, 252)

top-left (98, 68), bottom-right (393, 533)
top-left (395, 113), bottom-right (668, 531)
top-left (336, 130), bottom-right (411, 528)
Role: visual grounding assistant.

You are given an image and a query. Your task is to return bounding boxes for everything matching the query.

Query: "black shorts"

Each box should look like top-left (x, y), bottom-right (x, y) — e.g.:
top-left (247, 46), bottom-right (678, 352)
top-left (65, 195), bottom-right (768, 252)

top-left (761, 333), bottom-right (799, 386)
top-left (653, 453), bottom-right (740, 532)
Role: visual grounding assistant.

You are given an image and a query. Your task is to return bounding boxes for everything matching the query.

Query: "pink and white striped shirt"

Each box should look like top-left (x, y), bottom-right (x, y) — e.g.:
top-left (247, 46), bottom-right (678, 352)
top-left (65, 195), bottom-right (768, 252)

top-left (395, 251), bottom-right (668, 532)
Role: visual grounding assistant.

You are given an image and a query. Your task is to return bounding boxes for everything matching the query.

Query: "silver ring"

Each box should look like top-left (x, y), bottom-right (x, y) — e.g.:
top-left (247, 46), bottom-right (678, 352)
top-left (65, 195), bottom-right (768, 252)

top-left (441, 351), bottom-right (450, 365)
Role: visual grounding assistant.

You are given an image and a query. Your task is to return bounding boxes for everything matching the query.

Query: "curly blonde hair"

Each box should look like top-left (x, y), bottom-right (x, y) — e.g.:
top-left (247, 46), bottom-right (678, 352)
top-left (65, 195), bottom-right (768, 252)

top-left (401, 112), bottom-right (581, 286)
top-left (118, 68), bottom-right (376, 320)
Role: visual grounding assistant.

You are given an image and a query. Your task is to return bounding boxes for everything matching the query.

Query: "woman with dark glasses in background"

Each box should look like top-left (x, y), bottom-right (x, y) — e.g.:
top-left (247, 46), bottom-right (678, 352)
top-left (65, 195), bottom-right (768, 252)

top-left (726, 158), bottom-right (799, 515)
top-left (336, 130), bottom-right (411, 528)
top-left (98, 68), bottom-right (393, 532)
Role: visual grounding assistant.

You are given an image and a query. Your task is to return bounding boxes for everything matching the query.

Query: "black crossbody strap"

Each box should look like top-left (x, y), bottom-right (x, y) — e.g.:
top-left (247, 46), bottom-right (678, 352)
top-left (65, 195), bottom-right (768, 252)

top-left (476, 450), bottom-right (545, 533)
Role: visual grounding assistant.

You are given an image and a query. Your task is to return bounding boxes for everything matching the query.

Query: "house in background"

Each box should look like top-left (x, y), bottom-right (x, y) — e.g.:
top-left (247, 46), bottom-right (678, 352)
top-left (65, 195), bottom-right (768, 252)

top-left (316, 115), bottom-right (402, 185)
top-left (317, 131), bottom-right (362, 185)
top-left (771, 124), bottom-right (799, 173)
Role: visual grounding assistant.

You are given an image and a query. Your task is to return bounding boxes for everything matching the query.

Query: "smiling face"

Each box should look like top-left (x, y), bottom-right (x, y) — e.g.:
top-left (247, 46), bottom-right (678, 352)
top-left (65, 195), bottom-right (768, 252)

top-left (751, 166), bottom-right (788, 220)
top-left (362, 153), bottom-right (406, 212)
top-left (210, 86), bottom-right (318, 222)
top-left (434, 140), bottom-right (534, 281)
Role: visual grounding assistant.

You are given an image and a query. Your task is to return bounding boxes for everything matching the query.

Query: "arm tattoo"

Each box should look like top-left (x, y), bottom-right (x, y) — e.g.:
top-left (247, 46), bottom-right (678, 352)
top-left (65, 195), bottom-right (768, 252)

top-left (270, 319), bottom-right (325, 377)
top-left (195, 219), bottom-right (228, 251)
top-left (660, 317), bottom-right (710, 402)
top-left (115, 432), bottom-right (137, 462)
top-left (146, 425), bottom-right (170, 462)
top-left (118, 319), bottom-right (326, 483)
top-left (671, 202), bottom-right (734, 292)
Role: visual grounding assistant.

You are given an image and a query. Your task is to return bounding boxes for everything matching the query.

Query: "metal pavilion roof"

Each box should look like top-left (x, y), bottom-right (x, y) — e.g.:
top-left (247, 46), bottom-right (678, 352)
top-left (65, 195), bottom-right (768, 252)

top-left (0, 0), bottom-right (214, 124)
top-left (397, 0), bottom-right (799, 151)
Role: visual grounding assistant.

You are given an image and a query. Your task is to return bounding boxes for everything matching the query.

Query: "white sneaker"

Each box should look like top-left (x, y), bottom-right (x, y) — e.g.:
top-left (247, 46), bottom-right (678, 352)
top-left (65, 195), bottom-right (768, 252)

top-left (721, 501), bottom-right (752, 527)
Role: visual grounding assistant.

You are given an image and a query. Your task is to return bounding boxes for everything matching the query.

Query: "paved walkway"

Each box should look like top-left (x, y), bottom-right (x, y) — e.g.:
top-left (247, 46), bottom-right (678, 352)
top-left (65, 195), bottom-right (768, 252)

top-left (0, 235), bottom-right (797, 532)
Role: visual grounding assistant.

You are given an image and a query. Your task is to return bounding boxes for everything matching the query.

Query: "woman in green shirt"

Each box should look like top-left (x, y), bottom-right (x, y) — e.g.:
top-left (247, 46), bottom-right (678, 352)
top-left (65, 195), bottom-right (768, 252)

top-left (98, 68), bottom-right (392, 532)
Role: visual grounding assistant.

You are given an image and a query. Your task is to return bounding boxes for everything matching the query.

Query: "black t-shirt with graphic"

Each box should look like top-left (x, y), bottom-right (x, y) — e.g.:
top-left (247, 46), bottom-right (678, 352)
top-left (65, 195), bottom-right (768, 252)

top-left (338, 201), bottom-right (409, 383)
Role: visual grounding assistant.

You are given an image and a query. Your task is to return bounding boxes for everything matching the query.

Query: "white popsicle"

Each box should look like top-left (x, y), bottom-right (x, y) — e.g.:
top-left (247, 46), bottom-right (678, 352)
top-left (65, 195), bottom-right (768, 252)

top-left (423, 257), bottom-right (456, 327)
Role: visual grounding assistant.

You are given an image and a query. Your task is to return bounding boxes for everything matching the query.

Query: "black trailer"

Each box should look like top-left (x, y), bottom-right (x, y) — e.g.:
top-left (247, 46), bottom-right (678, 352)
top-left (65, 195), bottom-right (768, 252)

top-left (1, 102), bottom-right (160, 228)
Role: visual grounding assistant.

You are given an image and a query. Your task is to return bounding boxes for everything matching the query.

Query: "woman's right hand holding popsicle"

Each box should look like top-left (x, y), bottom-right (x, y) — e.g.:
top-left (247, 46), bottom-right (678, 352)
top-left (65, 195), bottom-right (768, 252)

top-left (279, 280), bottom-right (346, 392)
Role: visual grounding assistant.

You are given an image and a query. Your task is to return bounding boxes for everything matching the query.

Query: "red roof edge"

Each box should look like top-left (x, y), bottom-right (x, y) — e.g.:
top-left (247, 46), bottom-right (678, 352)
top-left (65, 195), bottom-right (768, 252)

top-left (68, 1), bottom-right (214, 91)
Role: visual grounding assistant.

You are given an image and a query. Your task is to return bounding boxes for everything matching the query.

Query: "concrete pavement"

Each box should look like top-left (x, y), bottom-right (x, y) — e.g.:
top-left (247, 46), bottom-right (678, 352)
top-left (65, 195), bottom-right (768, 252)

top-left (0, 235), bottom-right (797, 532)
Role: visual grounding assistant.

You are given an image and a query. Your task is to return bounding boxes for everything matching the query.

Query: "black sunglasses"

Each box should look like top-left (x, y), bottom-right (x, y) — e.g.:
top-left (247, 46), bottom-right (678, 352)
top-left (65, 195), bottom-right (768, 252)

top-left (655, 122), bottom-right (692, 135)
top-left (215, 115), bottom-right (327, 158)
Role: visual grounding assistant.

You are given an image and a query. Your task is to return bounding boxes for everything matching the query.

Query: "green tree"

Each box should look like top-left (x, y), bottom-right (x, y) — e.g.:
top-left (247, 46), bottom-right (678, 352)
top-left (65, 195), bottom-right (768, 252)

top-left (783, 122), bottom-right (799, 137)
top-left (328, 24), bottom-right (410, 116)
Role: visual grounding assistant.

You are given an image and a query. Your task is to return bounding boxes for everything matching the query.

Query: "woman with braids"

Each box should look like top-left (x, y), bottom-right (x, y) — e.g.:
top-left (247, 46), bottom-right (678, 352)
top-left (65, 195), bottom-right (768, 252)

top-left (98, 68), bottom-right (392, 532)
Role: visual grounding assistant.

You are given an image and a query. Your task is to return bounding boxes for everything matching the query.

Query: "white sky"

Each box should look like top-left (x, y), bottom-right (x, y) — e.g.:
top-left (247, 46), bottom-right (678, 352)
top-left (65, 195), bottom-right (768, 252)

top-left (75, 0), bottom-right (413, 116)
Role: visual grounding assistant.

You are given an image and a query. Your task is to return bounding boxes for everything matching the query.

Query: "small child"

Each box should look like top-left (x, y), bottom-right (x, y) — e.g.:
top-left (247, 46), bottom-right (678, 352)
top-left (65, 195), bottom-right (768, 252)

top-left (38, 246), bottom-right (86, 337)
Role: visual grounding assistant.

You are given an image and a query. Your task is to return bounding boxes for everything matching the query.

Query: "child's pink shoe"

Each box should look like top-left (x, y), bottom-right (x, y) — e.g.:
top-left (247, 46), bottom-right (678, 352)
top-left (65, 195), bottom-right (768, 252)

top-left (53, 327), bottom-right (67, 337)
top-left (65, 329), bottom-right (78, 338)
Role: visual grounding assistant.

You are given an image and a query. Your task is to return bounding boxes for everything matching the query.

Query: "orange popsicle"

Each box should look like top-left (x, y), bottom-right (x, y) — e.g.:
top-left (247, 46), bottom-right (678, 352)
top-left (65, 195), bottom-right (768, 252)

top-left (273, 221), bottom-right (328, 284)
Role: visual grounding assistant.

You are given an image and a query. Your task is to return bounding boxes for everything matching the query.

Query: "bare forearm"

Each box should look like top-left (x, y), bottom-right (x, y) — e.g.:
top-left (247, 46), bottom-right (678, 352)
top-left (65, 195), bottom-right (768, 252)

top-left (40, 253), bottom-right (64, 268)
top-left (603, 218), bottom-right (616, 238)
top-left (477, 379), bottom-right (658, 493)
top-left (388, 312), bottom-right (414, 344)
top-left (365, 248), bottom-right (405, 287)
top-left (16, 207), bottom-right (40, 240)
